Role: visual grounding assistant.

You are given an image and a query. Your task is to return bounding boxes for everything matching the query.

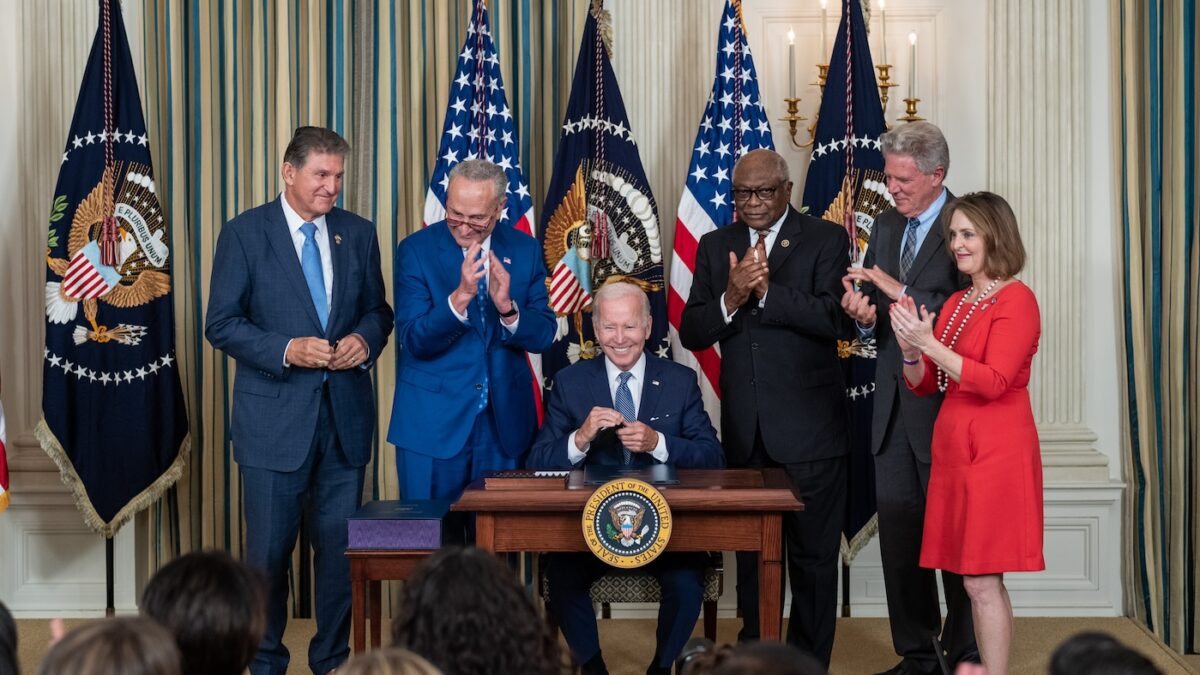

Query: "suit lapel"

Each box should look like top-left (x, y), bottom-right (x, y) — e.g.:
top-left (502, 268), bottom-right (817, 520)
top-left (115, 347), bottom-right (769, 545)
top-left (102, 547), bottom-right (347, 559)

top-left (326, 210), bottom-right (348, 332)
top-left (637, 356), bottom-right (662, 424)
top-left (905, 190), bottom-right (955, 282)
top-left (588, 358), bottom-right (615, 408)
top-left (264, 200), bottom-right (324, 334)
top-left (767, 207), bottom-right (803, 271)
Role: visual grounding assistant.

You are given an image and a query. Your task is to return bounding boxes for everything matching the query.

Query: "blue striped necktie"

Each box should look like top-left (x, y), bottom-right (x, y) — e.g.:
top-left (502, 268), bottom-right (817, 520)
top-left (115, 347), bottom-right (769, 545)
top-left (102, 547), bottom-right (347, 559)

top-left (614, 372), bottom-right (635, 464)
top-left (899, 217), bottom-right (919, 283)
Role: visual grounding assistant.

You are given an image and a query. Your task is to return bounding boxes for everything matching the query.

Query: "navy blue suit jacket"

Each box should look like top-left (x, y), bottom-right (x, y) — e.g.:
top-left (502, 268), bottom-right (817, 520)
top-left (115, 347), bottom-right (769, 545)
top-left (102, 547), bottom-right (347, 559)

top-left (387, 222), bottom-right (556, 460)
top-left (205, 199), bottom-right (393, 471)
top-left (527, 355), bottom-right (724, 470)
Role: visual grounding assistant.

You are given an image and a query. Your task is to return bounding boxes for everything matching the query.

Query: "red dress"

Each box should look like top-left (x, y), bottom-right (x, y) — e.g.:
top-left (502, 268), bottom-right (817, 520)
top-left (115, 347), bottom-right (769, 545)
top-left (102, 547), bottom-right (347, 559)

top-left (907, 281), bottom-right (1045, 575)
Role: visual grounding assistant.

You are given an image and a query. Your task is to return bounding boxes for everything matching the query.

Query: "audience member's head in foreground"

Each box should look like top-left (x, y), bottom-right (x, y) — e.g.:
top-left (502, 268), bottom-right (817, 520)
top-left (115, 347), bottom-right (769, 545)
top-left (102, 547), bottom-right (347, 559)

top-left (680, 641), bottom-right (826, 675)
top-left (338, 648), bottom-right (443, 675)
top-left (391, 546), bottom-right (565, 675)
top-left (0, 601), bottom-right (17, 675)
top-left (1049, 631), bottom-right (1163, 675)
top-left (37, 617), bottom-right (180, 675)
top-left (140, 550), bottom-right (267, 675)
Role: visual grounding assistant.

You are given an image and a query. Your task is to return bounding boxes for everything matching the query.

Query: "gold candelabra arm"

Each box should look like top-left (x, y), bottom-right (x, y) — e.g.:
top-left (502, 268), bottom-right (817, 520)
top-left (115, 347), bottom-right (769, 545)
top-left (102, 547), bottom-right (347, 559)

top-left (780, 97), bottom-right (813, 150)
top-left (898, 97), bottom-right (926, 123)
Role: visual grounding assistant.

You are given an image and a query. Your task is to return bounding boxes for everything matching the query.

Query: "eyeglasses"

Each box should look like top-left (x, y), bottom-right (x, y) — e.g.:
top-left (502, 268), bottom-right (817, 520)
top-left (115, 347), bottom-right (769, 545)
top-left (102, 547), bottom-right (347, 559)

top-left (446, 212), bottom-right (494, 231)
top-left (731, 183), bottom-right (785, 203)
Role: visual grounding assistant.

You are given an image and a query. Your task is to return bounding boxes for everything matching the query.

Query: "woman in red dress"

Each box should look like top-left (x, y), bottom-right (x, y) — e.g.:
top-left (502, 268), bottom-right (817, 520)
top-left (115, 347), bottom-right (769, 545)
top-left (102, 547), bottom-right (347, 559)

top-left (888, 192), bottom-right (1043, 675)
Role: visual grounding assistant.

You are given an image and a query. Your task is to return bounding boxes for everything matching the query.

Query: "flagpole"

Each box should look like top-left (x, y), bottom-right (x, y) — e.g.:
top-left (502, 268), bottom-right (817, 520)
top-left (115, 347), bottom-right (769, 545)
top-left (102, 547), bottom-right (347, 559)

top-left (105, 536), bottom-right (115, 616)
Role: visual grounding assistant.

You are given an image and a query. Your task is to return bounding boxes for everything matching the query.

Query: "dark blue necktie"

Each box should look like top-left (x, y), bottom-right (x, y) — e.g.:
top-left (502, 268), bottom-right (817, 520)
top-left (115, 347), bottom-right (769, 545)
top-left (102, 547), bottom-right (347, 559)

top-left (615, 372), bottom-right (635, 464)
top-left (899, 217), bottom-right (919, 283)
top-left (300, 222), bottom-right (328, 331)
top-left (475, 248), bottom-right (489, 410)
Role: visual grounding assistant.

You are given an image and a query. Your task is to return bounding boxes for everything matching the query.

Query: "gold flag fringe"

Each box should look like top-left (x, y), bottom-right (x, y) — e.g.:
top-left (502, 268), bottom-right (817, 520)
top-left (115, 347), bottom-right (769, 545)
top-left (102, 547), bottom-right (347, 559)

top-left (840, 512), bottom-right (878, 565)
top-left (35, 419), bottom-right (189, 539)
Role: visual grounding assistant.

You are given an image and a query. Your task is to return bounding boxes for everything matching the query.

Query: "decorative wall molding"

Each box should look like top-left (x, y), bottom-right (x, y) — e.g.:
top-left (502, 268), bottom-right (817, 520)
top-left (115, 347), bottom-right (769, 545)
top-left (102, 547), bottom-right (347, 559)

top-left (987, 0), bottom-right (1113, 482)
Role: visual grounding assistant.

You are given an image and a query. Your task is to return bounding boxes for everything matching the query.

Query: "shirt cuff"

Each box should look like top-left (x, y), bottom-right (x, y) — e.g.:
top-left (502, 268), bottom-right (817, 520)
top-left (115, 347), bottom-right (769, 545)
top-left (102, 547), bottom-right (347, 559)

top-left (720, 292), bottom-right (737, 324)
top-left (501, 304), bottom-right (519, 333)
top-left (855, 321), bottom-right (876, 339)
top-left (283, 338), bottom-right (295, 367)
top-left (566, 431), bottom-right (588, 465)
top-left (448, 294), bottom-right (470, 325)
top-left (757, 289), bottom-right (768, 308)
top-left (649, 432), bottom-right (668, 463)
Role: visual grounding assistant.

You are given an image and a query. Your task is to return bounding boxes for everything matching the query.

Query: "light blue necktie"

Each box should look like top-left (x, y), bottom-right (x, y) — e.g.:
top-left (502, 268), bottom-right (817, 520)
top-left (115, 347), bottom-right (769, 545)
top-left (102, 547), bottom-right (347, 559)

top-left (615, 371), bottom-right (635, 464)
top-left (300, 222), bottom-right (328, 331)
top-left (899, 217), bottom-right (919, 283)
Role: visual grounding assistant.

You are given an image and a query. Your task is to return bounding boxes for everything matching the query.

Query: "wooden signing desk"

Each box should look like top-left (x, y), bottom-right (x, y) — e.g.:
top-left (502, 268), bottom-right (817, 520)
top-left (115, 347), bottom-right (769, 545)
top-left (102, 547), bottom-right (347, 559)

top-left (349, 468), bottom-right (803, 651)
top-left (454, 467), bottom-right (803, 640)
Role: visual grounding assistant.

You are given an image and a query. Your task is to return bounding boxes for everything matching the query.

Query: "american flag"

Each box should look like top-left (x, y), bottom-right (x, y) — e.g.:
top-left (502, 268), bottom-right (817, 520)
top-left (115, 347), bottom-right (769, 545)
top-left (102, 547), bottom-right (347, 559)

top-left (422, 0), bottom-right (534, 235)
top-left (667, 0), bottom-right (774, 423)
top-left (0, 399), bottom-right (8, 513)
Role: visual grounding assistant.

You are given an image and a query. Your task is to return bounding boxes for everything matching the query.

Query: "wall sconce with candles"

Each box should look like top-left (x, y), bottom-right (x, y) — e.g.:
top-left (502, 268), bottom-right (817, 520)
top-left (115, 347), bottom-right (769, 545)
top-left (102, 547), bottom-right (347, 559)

top-left (780, 0), bottom-right (927, 149)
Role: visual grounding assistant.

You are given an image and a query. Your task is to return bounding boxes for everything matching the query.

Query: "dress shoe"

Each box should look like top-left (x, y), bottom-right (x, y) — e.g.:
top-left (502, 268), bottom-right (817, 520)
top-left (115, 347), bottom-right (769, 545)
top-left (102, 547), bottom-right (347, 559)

top-left (873, 660), bottom-right (939, 675)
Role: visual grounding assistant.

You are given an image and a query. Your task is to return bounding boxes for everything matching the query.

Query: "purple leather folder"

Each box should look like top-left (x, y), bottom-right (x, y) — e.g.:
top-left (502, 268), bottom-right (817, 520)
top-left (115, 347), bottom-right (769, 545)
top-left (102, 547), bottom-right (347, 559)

top-left (347, 500), bottom-right (450, 550)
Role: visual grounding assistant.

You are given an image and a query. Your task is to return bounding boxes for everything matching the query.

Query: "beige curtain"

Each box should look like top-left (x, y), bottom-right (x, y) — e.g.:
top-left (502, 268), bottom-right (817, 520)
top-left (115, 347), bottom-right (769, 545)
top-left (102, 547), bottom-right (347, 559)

top-left (1113, 0), bottom-right (1200, 653)
top-left (138, 1), bottom-right (584, 580)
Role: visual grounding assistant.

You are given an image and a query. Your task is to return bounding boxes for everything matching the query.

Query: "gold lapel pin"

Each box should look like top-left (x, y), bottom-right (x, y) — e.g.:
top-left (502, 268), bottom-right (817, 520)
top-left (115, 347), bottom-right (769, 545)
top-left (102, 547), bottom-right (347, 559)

top-left (334, 234), bottom-right (343, 245)
top-left (780, 239), bottom-right (791, 248)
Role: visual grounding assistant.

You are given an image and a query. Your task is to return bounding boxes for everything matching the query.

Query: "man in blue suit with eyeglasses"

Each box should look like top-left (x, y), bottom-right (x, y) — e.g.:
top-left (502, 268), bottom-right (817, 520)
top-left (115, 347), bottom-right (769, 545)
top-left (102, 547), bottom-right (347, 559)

top-left (387, 159), bottom-right (556, 508)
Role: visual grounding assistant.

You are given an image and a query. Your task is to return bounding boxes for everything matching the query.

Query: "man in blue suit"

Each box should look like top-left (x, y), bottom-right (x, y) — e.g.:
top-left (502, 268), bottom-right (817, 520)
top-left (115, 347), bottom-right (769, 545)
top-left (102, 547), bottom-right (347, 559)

top-left (205, 127), bottom-right (393, 675)
top-left (528, 282), bottom-right (724, 675)
top-left (388, 159), bottom-right (556, 503)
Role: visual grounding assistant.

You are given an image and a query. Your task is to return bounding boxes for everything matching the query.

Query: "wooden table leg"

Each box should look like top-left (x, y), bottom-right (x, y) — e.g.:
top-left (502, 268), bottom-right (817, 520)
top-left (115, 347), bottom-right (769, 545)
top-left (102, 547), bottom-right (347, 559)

top-left (369, 579), bottom-right (383, 649)
top-left (758, 513), bottom-right (784, 641)
top-left (351, 558), bottom-right (366, 653)
top-left (475, 513), bottom-right (496, 551)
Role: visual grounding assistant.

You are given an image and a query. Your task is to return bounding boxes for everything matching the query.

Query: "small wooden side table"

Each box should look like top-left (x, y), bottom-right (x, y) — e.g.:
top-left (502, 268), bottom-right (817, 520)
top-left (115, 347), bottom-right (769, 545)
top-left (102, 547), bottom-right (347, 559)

top-left (346, 549), bottom-right (435, 652)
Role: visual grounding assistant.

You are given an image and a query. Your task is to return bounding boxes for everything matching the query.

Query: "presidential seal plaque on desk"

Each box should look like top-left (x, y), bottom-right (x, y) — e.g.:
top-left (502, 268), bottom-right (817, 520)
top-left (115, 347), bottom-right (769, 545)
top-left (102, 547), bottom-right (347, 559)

top-left (582, 478), bottom-right (672, 568)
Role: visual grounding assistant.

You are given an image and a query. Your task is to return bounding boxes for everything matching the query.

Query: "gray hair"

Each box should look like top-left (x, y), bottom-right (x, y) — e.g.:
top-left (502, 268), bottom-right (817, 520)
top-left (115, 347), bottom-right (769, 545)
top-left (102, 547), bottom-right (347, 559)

top-left (734, 148), bottom-right (790, 182)
top-left (592, 281), bottom-right (651, 325)
top-left (880, 121), bottom-right (950, 176)
top-left (283, 126), bottom-right (350, 168)
top-left (448, 159), bottom-right (508, 204)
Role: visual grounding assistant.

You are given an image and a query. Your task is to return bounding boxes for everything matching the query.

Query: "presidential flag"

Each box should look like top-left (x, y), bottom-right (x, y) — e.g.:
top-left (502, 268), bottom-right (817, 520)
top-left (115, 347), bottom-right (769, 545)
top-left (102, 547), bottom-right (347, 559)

top-left (539, 2), bottom-right (668, 377)
top-left (422, 0), bottom-right (534, 235)
top-left (801, 0), bottom-right (892, 562)
top-left (38, 0), bottom-right (188, 537)
top-left (667, 0), bottom-right (774, 424)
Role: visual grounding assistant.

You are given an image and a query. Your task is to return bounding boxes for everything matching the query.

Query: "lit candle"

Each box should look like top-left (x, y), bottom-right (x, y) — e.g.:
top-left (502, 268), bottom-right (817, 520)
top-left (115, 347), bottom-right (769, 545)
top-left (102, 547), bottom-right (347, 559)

top-left (879, 0), bottom-right (888, 65)
top-left (908, 31), bottom-right (917, 98)
top-left (787, 27), bottom-right (796, 98)
top-left (820, 0), bottom-right (828, 57)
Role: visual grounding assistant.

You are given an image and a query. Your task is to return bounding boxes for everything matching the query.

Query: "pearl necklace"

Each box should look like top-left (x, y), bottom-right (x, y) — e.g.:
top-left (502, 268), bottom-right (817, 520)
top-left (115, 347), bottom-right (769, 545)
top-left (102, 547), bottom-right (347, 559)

top-left (936, 278), bottom-right (1000, 392)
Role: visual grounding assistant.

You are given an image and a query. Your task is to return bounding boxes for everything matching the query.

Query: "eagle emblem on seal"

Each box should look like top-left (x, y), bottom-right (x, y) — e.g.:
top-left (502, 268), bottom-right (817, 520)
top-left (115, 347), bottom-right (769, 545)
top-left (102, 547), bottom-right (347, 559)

top-left (606, 500), bottom-right (649, 547)
top-left (44, 162), bottom-right (172, 346)
top-left (542, 161), bottom-right (663, 363)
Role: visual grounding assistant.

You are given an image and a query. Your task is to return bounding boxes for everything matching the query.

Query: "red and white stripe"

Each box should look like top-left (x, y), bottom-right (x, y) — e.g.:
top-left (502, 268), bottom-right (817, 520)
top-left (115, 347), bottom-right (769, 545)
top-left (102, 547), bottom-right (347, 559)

top-left (668, 188), bottom-right (723, 432)
top-left (62, 250), bottom-right (112, 299)
top-left (548, 261), bottom-right (591, 315)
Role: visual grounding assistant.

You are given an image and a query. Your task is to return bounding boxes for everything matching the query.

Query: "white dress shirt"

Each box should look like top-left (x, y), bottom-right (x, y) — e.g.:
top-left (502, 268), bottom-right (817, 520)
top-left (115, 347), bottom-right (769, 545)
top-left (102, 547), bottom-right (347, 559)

top-left (567, 353), bottom-right (669, 465)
